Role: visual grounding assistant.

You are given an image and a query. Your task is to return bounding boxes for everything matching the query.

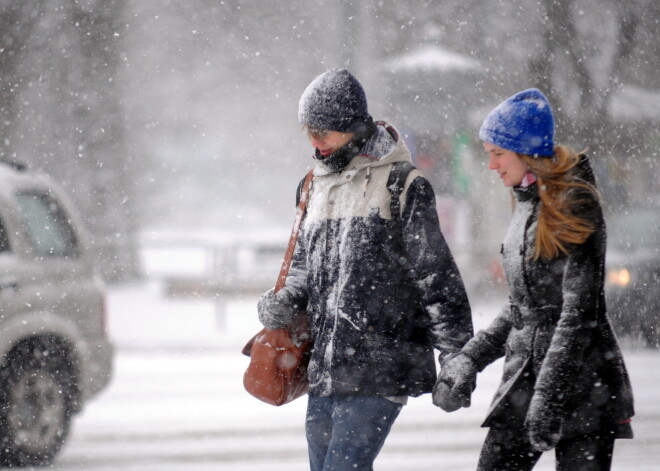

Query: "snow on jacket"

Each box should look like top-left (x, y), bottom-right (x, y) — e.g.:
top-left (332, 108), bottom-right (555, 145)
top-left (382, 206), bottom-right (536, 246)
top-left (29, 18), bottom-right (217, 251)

top-left (461, 155), bottom-right (634, 438)
top-left (260, 123), bottom-right (473, 397)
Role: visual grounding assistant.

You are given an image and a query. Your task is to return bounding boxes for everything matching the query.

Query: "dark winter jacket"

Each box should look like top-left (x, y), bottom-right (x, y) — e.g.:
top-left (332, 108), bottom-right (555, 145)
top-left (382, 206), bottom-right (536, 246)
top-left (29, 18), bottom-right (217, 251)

top-left (260, 123), bottom-right (473, 397)
top-left (462, 156), bottom-right (634, 439)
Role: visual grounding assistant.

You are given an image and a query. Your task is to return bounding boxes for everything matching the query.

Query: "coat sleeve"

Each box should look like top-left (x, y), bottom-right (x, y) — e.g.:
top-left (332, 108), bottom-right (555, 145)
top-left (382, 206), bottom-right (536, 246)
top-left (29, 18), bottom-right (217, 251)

top-left (534, 194), bottom-right (604, 401)
top-left (257, 242), bottom-right (309, 329)
top-left (461, 305), bottom-right (512, 371)
top-left (400, 176), bottom-right (473, 360)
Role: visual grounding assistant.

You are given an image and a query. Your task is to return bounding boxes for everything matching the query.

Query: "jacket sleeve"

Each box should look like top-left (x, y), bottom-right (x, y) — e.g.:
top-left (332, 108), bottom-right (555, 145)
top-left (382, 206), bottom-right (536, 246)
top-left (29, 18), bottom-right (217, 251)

top-left (257, 241), bottom-right (308, 329)
top-left (461, 305), bottom-right (512, 371)
top-left (534, 194), bottom-right (604, 401)
top-left (400, 176), bottom-right (473, 360)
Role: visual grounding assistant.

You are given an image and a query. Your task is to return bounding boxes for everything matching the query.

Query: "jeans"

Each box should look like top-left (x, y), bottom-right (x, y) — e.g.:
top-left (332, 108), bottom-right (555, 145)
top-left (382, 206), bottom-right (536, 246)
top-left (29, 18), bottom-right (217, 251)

top-left (306, 395), bottom-right (403, 471)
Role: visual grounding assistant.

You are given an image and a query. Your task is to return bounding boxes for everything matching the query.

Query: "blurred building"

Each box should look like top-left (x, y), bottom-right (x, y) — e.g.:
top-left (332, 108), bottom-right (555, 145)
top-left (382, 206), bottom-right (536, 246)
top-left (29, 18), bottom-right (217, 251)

top-left (381, 44), bottom-right (505, 293)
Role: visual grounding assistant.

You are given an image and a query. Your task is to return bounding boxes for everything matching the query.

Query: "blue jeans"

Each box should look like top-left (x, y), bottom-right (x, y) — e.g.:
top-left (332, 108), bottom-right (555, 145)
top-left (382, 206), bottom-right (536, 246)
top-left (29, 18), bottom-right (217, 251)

top-left (306, 395), bottom-right (403, 471)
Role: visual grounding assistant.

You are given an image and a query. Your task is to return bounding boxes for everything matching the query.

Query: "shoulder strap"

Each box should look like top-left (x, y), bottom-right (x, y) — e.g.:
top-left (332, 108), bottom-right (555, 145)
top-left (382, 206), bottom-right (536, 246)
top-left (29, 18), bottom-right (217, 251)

top-left (295, 175), bottom-right (306, 207)
top-left (387, 161), bottom-right (415, 220)
top-left (275, 170), bottom-right (314, 292)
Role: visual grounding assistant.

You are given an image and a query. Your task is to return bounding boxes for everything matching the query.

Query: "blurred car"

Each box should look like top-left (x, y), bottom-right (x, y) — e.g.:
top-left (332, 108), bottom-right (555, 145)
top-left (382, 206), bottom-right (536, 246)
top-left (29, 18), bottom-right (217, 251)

top-left (605, 205), bottom-right (660, 346)
top-left (0, 160), bottom-right (113, 465)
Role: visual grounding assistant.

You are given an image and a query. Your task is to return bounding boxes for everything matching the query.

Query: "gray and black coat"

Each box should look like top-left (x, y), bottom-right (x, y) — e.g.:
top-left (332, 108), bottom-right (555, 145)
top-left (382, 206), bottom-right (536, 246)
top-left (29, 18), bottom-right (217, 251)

top-left (259, 123), bottom-right (473, 398)
top-left (462, 156), bottom-right (634, 439)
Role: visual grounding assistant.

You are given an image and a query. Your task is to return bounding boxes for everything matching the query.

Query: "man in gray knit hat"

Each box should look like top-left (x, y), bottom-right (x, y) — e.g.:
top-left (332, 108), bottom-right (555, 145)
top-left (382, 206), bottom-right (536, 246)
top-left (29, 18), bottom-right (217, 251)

top-left (258, 68), bottom-right (473, 471)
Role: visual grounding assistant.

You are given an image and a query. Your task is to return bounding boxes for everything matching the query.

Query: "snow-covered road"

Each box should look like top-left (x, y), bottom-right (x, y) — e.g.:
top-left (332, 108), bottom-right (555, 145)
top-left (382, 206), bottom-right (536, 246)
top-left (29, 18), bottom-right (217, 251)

top-left (46, 282), bottom-right (660, 471)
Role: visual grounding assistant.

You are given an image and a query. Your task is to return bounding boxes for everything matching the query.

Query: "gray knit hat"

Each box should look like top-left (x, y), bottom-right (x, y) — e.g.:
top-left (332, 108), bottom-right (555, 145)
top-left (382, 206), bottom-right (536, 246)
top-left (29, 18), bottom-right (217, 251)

top-left (298, 68), bottom-right (372, 134)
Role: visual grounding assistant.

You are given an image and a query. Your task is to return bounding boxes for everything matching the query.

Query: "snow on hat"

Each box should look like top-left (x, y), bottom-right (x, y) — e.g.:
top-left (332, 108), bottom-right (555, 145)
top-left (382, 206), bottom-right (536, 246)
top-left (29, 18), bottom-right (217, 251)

top-left (479, 88), bottom-right (555, 157)
top-left (298, 68), bottom-right (371, 134)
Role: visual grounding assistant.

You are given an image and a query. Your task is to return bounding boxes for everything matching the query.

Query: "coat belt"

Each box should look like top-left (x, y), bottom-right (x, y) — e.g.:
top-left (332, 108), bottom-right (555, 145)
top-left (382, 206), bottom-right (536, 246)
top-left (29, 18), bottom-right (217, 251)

top-left (510, 301), bottom-right (561, 329)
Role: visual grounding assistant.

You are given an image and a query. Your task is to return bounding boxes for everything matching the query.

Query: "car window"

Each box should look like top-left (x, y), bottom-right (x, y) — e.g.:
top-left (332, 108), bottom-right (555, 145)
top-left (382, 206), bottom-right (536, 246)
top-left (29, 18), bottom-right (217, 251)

top-left (15, 192), bottom-right (79, 257)
top-left (608, 208), bottom-right (660, 252)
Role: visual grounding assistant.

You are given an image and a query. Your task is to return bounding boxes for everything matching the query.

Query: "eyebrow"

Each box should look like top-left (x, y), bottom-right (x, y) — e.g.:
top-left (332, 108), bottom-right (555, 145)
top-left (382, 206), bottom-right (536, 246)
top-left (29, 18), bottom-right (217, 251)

top-left (307, 128), bottom-right (330, 137)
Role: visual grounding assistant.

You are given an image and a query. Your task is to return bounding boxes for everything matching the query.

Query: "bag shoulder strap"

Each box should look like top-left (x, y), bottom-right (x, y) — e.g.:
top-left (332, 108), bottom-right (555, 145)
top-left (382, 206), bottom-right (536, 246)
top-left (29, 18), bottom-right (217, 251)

top-left (387, 161), bottom-right (415, 220)
top-left (275, 170), bottom-right (314, 292)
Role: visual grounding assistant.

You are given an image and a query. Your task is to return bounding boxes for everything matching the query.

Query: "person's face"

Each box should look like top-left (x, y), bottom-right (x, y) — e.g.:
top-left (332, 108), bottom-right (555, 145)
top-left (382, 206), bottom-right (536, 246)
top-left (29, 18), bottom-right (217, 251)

top-left (307, 129), bottom-right (354, 157)
top-left (483, 142), bottom-right (529, 187)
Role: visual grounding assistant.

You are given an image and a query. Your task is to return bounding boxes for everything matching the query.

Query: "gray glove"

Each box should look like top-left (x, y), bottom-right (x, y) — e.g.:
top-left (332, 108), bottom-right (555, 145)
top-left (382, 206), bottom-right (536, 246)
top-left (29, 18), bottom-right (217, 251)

top-left (432, 353), bottom-right (477, 412)
top-left (526, 390), bottom-right (563, 452)
top-left (257, 288), bottom-right (301, 329)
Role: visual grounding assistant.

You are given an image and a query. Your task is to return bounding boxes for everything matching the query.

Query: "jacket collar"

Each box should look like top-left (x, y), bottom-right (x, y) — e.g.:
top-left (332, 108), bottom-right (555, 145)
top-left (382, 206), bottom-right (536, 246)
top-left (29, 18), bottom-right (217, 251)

top-left (513, 181), bottom-right (539, 202)
top-left (312, 123), bottom-right (412, 176)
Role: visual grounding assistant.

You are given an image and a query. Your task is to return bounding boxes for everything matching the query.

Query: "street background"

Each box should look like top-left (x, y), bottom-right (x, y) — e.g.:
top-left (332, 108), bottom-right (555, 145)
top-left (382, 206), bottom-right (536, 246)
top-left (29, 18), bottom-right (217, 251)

top-left (43, 280), bottom-right (659, 471)
top-left (2, 1), bottom-right (658, 284)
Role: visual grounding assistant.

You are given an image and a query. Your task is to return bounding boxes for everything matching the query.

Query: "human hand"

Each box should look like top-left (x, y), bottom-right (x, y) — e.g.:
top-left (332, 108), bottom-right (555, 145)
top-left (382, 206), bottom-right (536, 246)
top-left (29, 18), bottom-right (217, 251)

top-left (432, 353), bottom-right (477, 412)
top-left (526, 390), bottom-right (562, 452)
top-left (257, 288), bottom-right (298, 329)
top-left (432, 377), bottom-right (461, 412)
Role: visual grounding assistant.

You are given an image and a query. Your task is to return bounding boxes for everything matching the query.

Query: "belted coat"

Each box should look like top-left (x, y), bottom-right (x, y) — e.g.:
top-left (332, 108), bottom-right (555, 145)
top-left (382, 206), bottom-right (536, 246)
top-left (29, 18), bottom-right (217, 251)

top-left (462, 156), bottom-right (634, 439)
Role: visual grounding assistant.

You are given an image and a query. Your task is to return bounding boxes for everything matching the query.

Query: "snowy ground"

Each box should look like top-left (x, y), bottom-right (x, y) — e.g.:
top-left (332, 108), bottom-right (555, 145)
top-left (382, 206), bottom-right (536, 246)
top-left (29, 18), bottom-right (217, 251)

top-left (36, 281), bottom-right (660, 471)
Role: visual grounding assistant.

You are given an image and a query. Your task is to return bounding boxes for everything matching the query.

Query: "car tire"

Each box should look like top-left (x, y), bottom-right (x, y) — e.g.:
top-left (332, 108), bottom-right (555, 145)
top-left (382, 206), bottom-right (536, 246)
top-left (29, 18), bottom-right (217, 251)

top-left (0, 339), bottom-right (75, 466)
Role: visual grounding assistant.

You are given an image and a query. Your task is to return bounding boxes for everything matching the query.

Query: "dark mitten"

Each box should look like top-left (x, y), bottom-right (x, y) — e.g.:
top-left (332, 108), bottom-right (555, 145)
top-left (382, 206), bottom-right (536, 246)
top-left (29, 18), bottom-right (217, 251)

top-left (432, 353), bottom-right (477, 412)
top-left (432, 380), bottom-right (460, 412)
top-left (526, 390), bottom-right (563, 452)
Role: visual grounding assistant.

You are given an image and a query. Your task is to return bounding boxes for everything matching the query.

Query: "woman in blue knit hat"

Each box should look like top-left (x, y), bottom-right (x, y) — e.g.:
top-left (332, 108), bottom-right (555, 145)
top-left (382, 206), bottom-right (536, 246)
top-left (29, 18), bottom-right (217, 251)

top-left (432, 89), bottom-right (635, 470)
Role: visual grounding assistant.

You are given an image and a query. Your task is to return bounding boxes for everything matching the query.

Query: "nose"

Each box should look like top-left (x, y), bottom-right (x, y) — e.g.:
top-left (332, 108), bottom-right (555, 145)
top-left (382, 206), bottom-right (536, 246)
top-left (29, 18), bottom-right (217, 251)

top-left (488, 155), bottom-right (497, 170)
top-left (310, 136), bottom-right (324, 149)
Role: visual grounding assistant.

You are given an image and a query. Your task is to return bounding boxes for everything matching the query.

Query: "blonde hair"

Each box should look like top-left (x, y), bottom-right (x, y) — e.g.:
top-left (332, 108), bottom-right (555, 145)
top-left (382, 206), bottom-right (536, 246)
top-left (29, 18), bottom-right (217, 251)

top-left (520, 145), bottom-right (599, 260)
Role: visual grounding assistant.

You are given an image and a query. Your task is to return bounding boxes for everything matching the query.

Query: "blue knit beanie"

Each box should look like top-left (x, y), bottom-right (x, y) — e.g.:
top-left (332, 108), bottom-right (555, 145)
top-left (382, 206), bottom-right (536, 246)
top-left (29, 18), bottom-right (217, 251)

top-left (298, 68), bottom-right (371, 134)
top-left (479, 88), bottom-right (555, 157)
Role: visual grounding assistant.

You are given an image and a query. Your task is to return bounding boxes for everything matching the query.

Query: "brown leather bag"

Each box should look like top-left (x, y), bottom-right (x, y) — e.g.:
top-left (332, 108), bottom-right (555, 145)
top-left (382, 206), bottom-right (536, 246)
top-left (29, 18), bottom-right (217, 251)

top-left (241, 170), bottom-right (313, 406)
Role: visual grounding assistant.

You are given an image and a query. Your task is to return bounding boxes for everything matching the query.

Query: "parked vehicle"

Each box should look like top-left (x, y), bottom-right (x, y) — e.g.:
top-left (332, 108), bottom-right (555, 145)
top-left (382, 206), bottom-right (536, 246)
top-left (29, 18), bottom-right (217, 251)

top-left (606, 205), bottom-right (660, 346)
top-left (0, 160), bottom-right (113, 465)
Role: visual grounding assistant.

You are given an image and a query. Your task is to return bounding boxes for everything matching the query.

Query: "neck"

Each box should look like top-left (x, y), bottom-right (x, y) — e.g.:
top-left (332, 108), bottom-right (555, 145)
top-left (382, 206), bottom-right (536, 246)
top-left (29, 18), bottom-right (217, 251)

top-left (520, 171), bottom-right (537, 188)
